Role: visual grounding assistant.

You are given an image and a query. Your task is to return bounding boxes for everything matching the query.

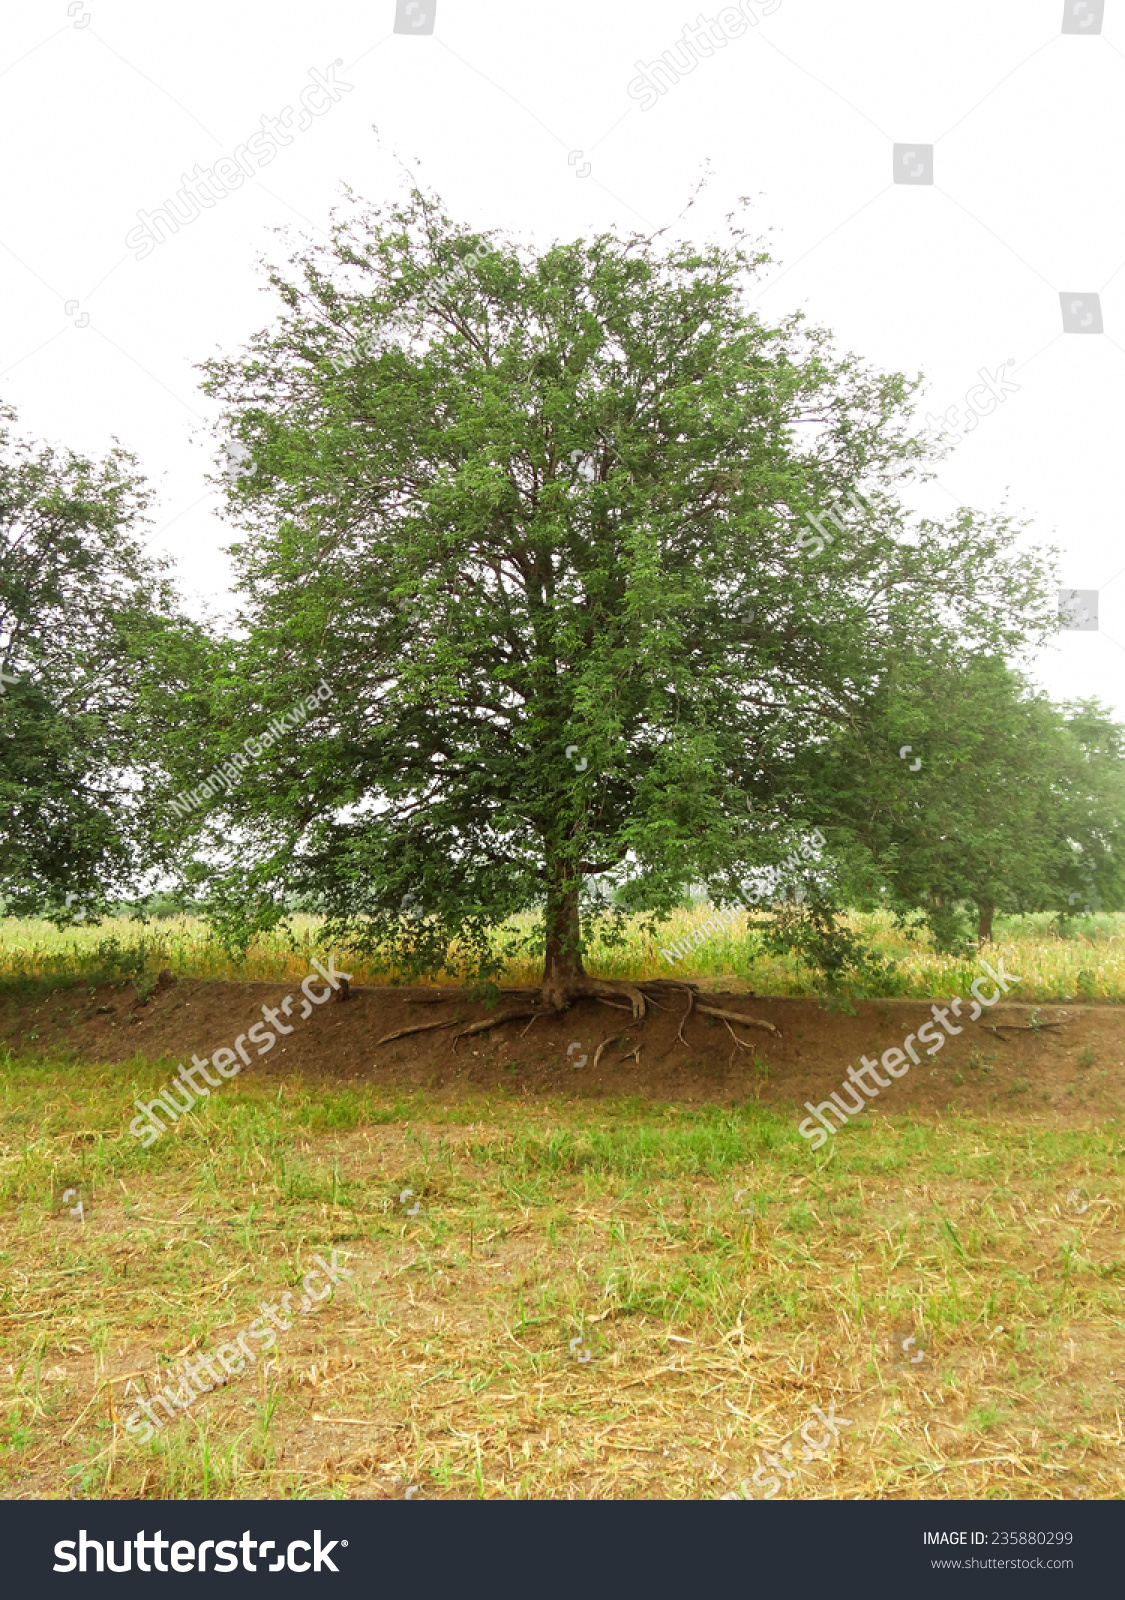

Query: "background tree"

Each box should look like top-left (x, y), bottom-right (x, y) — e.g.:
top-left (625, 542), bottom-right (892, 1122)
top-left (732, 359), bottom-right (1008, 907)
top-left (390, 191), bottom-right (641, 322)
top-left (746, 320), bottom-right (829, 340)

top-left (188, 188), bottom-right (1057, 1015)
top-left (0, 404), bottom-right (178, 921)
top-left (807, 652), bottom-right (1125, 951)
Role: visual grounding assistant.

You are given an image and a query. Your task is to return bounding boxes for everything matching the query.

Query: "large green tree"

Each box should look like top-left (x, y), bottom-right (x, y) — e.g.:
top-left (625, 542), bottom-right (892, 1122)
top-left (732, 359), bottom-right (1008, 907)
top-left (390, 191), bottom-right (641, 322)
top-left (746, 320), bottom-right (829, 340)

top-left (0, 404), bottom-right (177, 920)
top-left (184, 189), bottom-right (1057, 1013)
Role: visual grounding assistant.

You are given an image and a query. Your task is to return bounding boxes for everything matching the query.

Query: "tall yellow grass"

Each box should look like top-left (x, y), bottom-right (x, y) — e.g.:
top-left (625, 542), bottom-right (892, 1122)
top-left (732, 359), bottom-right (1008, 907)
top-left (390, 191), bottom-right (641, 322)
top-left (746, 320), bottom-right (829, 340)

top-left (0, 907), bottom-right (1121, 999)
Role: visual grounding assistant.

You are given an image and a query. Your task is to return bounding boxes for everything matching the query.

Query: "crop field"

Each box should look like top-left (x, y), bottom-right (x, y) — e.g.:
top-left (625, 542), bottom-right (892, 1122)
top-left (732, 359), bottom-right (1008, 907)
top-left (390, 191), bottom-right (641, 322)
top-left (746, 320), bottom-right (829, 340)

top-left (1, 908), bottom-right (1123, 1001)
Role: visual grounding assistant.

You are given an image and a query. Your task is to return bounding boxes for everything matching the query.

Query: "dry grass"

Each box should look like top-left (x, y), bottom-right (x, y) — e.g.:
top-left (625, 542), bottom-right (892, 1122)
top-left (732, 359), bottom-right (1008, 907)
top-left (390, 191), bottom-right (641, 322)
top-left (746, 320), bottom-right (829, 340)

top-left (1, 908), bottom-right (1122, 1001)
top-left (1, 1055), bottom-right (1122, 1500)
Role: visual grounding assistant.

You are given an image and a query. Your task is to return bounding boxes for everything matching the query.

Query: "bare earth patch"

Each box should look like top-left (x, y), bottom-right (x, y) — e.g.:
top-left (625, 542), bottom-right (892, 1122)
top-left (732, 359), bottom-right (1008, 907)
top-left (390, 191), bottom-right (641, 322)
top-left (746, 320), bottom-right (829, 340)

top-left (3, 978), bottom-right (1123, 1125)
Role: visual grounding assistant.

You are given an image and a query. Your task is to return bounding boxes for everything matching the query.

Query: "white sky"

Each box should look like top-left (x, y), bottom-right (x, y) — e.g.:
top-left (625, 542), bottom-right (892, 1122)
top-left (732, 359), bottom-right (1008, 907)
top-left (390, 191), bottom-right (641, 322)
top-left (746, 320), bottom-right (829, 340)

top-left (2, 0), bottom-right (1123, 714)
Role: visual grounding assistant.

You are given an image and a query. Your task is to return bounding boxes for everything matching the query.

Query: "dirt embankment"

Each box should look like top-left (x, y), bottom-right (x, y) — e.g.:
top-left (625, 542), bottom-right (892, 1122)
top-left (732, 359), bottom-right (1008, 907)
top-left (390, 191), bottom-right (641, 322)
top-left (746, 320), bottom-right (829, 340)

top-left (3, 976), bottom-right (1123, 1126)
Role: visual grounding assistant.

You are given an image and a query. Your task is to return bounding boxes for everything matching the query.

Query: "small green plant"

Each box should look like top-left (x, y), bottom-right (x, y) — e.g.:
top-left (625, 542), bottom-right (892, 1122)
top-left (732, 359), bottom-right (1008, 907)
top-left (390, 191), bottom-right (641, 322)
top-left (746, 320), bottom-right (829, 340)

top-left (1077, 1045), bottom-right (1094, 1069)
top-left (252, 1385), bottom-right (282, 1436)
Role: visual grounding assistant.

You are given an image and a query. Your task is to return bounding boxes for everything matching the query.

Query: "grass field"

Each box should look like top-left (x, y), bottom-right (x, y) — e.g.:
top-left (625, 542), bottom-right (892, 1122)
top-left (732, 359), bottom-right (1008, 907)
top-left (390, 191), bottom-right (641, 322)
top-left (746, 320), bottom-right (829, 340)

top-left (1, 908), bottom-right (1123, 1001)
top-left (2, 909), bottom-right (1121, 1500)
top-left (1, 1054), bottom-right (1121, 1501)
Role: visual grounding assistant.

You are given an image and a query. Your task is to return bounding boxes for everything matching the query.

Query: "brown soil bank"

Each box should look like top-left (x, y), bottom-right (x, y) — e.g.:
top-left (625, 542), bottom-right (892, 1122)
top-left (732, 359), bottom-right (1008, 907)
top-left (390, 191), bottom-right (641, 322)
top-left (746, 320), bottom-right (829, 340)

top-left (3, 977), bottom-right (1123, 1127)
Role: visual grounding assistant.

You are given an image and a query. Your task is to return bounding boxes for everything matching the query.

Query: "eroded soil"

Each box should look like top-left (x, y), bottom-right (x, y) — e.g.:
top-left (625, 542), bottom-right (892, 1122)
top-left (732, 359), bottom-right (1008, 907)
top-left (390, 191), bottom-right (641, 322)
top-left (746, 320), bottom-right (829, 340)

top-left (4, 976), bottom-right (1122, 1125)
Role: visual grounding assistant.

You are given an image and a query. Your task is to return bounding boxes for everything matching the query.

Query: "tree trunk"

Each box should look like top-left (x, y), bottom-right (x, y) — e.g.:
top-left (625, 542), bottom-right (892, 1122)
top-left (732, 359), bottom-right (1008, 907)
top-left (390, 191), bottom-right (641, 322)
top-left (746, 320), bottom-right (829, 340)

top-left (540, 874), bottom-right (585, 1010)
top-left (977, 900), bottom-right (994, 946)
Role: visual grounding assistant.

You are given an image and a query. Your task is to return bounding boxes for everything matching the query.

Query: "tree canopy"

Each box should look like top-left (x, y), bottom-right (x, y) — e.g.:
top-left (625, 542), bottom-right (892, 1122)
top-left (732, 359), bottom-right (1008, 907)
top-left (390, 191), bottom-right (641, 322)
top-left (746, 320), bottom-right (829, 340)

top-left (0, 404), bottom-right (178, 920)
top-left (805, 652), bottom-right (1125, 952)
top-left (173, 188), bottom-right (1061, 1006)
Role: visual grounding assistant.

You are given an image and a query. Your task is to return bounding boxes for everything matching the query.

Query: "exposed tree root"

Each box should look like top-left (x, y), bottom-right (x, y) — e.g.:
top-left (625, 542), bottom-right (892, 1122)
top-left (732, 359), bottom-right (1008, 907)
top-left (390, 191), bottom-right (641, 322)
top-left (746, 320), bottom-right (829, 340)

top-left (375, 1016), bottom-right (460, 1045)
top-left (593, 1031), bottom-right (630, 1069)
top-left (377, 1006), bottom-right (546, 1048)
top-left (695, 1004), bottom-right (779, 1037)
top-left (676, 987), bottom-right (696, 1046)
top-left (451, 1009), bottom-right (540, 1045)
top-left (590, 980), bottom-right (648, 1020)
top-left (721, 1018), bottom-right (753, 1052)
top-left (375, 977), bottom-right (778, 1053)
